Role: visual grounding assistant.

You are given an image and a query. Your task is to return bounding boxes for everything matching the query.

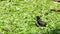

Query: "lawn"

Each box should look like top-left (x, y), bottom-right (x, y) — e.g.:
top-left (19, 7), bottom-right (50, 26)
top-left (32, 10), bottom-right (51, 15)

top-left (0, 0), bottom-right (60, 34)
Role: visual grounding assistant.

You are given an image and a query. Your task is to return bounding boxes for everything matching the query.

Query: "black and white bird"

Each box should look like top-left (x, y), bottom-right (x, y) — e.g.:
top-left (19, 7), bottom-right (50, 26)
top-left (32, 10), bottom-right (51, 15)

top-left (35, 16), bottom-right (47, 27)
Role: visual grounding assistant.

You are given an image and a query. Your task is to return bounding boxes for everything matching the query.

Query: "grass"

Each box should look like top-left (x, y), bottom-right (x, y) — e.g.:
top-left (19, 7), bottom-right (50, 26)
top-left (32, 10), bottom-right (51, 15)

top-left (0, 0), bottom-right (60, 34)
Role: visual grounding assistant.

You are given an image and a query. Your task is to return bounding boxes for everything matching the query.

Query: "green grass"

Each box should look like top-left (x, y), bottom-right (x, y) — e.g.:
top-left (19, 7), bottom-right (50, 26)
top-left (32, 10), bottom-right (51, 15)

top-left (0, 0), bottom-right (60, 34)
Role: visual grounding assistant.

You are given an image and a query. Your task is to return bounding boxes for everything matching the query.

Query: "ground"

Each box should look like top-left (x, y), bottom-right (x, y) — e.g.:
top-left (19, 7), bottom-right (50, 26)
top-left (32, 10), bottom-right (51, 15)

top-left (0, 0), bottom-right (60, 34)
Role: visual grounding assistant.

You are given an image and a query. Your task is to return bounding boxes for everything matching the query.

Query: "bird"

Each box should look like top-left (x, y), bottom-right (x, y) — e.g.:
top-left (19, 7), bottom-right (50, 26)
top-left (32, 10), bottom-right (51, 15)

top-left (35, 16), bottom-right (47, 27)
